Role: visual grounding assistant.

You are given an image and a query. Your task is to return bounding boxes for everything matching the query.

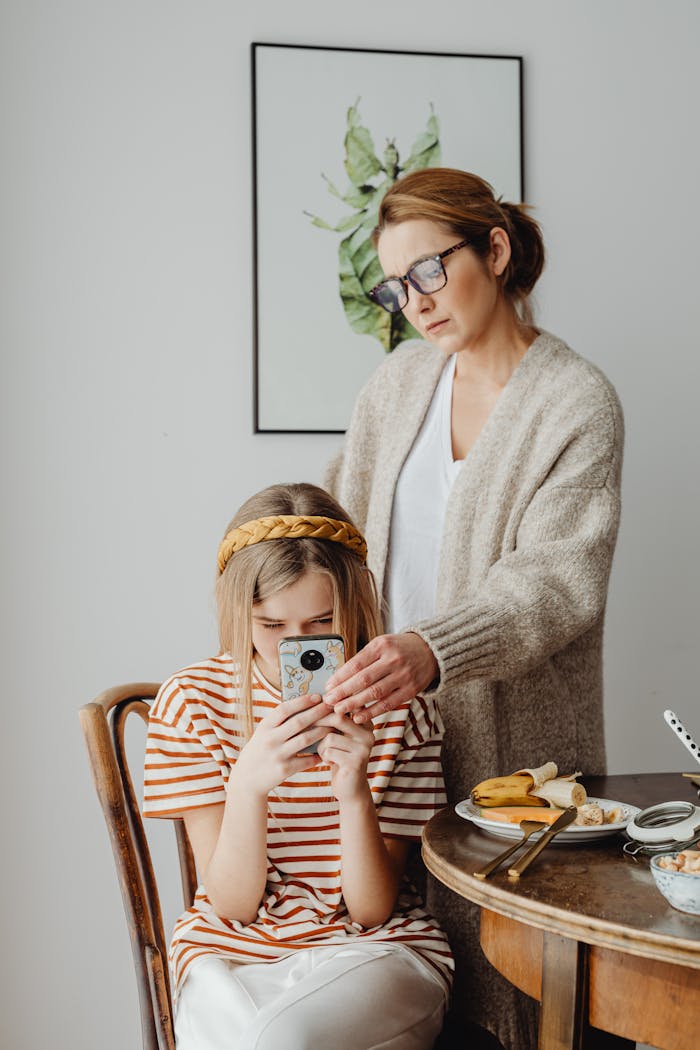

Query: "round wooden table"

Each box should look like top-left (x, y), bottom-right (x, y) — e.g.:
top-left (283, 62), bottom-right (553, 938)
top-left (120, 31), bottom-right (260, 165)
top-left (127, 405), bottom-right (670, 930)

top-left (422, 772), bottom-right (700, 1050)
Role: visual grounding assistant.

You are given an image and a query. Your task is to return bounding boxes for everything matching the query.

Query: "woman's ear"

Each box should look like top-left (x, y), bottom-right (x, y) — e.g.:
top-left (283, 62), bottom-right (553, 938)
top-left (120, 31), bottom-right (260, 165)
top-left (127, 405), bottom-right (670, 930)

top-left (489, 226), bottom-right (512, 277)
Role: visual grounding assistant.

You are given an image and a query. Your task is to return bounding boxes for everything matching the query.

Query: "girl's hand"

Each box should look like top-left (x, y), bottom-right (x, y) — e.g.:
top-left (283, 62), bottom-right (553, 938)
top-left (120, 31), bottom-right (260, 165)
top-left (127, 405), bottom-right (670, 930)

top-left (323, 632), bottom-right (438, 724)
top-left (233, 694), bottom-right (330, 797)
top-left (315, 709), bottom-right (375, 803)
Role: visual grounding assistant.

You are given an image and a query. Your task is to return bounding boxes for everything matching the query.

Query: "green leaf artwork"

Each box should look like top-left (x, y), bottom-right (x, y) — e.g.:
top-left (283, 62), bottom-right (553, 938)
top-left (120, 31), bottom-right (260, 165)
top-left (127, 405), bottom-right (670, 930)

top-left (306, 101), bottom-right (441, 352)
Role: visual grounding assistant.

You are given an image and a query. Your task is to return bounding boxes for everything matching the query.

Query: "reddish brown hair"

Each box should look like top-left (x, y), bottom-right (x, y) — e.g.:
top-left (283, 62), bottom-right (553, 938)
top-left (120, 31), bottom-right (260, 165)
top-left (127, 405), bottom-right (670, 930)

top-left (374, 168), bottom-right (545, 322)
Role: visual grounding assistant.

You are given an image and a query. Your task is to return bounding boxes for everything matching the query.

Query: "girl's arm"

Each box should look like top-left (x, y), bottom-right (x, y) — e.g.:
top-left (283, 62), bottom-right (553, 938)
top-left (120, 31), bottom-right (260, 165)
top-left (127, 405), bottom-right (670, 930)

top-left (182, 694), bottom-right (330, 924)
top-left (316, 712), bottom-right (410, 928)
top-left (338, 790), bottom-right (410, 927)
top-left (182, 779), bottom-right (268, 926)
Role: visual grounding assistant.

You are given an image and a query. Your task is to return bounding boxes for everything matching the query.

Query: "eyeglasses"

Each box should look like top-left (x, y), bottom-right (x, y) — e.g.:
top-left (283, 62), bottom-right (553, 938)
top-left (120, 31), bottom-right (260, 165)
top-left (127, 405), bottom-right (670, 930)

top-left (368, 240), bottom-right (469, 314)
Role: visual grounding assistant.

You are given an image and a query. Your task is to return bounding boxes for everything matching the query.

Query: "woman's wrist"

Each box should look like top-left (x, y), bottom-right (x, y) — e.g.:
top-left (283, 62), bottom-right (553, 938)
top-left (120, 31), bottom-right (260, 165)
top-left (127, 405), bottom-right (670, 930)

top-left (405, 631), bottom-right (440, 691)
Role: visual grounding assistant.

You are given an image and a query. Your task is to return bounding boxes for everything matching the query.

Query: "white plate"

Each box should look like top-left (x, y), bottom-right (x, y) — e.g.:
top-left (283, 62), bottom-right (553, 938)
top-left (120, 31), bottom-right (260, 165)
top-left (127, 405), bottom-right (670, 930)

top-left (454, 796), bottom-right (642, 844)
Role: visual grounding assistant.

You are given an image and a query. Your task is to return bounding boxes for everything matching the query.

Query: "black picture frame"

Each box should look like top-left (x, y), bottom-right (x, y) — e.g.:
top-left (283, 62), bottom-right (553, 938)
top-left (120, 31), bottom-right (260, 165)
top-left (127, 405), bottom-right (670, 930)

top-left (252, 42), bottom-right (524, 434)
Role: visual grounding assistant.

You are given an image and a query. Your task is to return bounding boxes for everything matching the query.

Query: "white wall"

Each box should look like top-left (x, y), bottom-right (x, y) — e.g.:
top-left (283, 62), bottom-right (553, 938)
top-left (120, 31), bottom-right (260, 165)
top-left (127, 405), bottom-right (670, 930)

top-left (2, 3), bottom-right (698, 1048)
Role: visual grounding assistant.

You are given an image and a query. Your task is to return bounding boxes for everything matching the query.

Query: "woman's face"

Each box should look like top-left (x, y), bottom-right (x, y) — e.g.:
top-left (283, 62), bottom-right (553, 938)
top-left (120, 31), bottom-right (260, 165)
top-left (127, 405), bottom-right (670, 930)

top-left (376, 219), bottom-right (509, 355)
top-left (251, 570), bottom-right (334, 688)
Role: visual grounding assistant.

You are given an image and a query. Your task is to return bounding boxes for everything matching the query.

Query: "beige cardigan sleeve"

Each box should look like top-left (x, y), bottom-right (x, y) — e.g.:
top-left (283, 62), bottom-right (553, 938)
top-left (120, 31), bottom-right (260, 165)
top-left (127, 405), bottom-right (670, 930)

top-left (408, 400), bottom-right (624, 690)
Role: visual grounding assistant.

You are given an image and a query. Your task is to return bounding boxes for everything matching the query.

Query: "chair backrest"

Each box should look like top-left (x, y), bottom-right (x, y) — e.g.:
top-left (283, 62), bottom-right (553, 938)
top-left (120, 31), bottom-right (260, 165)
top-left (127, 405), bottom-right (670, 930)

top-left (80, 683), bottom-right (197, 1050)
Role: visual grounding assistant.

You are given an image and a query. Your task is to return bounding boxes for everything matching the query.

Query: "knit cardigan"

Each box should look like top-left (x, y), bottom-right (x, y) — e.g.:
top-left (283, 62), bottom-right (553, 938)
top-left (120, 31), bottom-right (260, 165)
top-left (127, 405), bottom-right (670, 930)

top-left (326, 330), bottom-right (624, 1048)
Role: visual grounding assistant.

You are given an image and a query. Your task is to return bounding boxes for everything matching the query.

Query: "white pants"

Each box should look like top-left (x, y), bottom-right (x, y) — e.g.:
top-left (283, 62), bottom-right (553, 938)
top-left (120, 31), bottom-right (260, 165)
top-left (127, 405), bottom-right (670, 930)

top-left (175, 942), bottom-right (448, 1050)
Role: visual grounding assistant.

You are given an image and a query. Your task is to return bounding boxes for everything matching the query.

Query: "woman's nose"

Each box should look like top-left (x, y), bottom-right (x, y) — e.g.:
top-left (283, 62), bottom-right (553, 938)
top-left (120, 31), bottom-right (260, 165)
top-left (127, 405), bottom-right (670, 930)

top-left (405, 284), bottom-right (433, 311)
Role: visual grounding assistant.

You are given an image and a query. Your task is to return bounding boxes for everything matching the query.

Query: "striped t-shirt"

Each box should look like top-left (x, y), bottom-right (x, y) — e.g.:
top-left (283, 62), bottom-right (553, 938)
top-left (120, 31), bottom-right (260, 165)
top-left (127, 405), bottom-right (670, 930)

top-left (143, 654), bottom-right (453, 995)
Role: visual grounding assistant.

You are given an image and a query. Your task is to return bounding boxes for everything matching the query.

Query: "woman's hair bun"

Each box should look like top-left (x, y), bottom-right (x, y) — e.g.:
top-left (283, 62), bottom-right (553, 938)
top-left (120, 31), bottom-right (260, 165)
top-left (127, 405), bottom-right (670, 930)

top-left (499, 200), bottom-right (545, 300)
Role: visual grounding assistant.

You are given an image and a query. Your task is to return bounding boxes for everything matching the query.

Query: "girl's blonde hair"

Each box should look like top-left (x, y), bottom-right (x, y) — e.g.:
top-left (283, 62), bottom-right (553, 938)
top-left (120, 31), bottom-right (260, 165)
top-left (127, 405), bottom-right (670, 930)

top-left (215, 483), bottom-right (382, 737)
top-left (374, 167), bottom-right (545, 326)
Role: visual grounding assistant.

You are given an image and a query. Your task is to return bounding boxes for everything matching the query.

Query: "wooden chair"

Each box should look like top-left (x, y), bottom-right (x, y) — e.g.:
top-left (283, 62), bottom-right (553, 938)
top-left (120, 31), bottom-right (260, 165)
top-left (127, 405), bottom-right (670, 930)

top-left (80, 683), bottom-right (197, 1050)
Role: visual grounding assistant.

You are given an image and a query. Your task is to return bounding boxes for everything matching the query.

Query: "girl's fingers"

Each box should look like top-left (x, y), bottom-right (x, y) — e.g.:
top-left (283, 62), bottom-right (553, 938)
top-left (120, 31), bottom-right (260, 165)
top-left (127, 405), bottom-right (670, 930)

top-left (317, 732), bottom-right (350, 755)
top-left (274, 696), bottom-right (330, 739)
top-left (317, 719), bottom-right (373, 762)
top-left (318, 743), bottom-right (370, 773)
top-left (317, 744), bottom-right (346, 766)
top-left (286, 752), bottom-right (324, 775)
top-left (268, 693), bottom-right (324, 725)
top-left (318, 709), bottom-right (375, 742)
top-left (316, 709), bottom-right (367, 734)
top-left (282, 702), bottom-right (334, 745)
top-left (283, 724), bottom-right (333, 755)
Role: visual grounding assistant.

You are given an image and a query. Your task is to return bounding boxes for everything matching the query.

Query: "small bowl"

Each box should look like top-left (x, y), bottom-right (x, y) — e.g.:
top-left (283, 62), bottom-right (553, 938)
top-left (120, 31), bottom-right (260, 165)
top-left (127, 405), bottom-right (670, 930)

top-left (650, 853), bottom-right (700, 915)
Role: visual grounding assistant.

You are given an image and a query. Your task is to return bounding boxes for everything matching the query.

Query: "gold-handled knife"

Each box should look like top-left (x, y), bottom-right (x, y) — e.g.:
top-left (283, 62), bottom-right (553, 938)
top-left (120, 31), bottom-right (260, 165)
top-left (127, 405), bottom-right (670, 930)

top-left (473, 818), bottom-right (549, 880)
top-left (507, 806), bottom-right (578, 878)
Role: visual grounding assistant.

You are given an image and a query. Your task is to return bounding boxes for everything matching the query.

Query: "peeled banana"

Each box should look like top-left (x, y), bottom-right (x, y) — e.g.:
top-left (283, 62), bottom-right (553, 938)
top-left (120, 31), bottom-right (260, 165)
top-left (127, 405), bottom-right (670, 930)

top-left (470, 773), bottom-right (547, 808)
top-left (531, 775), bottom-right (586, 808)
top-left (471, 762), bottom-right (587, 809)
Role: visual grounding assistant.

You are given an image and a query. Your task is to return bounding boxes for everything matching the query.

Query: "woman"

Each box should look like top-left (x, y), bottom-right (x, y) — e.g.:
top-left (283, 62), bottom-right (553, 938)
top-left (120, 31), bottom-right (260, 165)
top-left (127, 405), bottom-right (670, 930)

top-left (323, 168), bottom-right (623, 1049)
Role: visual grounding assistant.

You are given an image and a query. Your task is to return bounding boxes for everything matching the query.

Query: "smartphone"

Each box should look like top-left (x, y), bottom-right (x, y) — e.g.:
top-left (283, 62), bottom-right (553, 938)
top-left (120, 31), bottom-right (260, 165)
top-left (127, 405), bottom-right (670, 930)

top-left (278, 634), bottom-right (345, 754)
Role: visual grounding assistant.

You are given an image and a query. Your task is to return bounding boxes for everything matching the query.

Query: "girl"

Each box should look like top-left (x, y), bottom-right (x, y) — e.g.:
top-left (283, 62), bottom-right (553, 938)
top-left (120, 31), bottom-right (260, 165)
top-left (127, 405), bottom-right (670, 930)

top-left (143, 482), bottom-right (452, 1050)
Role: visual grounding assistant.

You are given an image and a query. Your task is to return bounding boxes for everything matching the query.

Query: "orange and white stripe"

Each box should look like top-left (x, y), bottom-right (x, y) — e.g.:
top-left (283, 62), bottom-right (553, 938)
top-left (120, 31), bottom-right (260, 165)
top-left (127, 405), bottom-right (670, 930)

top-left (143, 655), bottom-right (453, 995)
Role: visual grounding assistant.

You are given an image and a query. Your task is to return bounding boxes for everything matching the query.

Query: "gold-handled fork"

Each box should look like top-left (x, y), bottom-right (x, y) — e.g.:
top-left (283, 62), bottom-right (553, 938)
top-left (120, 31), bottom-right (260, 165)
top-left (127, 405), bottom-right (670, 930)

top-left (472, 819), bottom-right (549, 880)
top-left (507, 805), bottom-right (578, 878)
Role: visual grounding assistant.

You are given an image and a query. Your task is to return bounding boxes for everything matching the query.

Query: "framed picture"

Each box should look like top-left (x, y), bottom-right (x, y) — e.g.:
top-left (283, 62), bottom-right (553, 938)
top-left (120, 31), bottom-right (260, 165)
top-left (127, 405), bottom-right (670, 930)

top-left (252, 42), bottom-right (523, 433)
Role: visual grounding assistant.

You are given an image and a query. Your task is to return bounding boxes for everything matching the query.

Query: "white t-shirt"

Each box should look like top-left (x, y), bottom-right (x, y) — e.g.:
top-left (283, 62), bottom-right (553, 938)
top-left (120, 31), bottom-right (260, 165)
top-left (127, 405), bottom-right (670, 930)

top-left (385, 353), bottom-right (462, 632)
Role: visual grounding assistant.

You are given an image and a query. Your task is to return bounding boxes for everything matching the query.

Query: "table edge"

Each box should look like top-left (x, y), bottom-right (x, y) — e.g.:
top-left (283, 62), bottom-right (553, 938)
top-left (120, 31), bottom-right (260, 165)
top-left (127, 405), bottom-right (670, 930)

top-left (422, 838), bottom-right (700, 971)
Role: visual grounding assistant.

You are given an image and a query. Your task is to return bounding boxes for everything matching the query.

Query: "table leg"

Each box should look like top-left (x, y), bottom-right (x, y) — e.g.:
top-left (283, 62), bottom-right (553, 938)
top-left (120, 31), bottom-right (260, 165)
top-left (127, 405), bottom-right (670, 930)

top-left (538, 932), bottom-right (586, 1050)
top-left (537, 932), bottom-right (634, 1050)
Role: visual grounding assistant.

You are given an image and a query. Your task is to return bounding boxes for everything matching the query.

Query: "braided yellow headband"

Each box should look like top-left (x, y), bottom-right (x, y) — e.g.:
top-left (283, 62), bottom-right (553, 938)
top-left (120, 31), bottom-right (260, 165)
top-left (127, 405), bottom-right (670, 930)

top-left (217, 514), bottom-right (368, 574)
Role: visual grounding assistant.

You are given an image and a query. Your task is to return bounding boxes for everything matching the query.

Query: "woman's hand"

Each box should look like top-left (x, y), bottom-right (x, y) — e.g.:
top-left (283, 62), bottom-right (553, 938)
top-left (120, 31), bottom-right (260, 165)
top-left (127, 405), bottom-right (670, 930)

top-left (315, 709), bottom-right (375, 803)
top-left (233, 694), bottom-right (330, 796)
top-left (323, 632), bottom-right (438, 724)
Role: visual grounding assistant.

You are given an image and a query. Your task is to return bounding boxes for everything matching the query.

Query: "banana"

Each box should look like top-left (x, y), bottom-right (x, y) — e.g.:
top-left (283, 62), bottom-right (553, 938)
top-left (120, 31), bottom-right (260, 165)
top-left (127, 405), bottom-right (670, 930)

top-left (470, 773), bottom-right (547, 808)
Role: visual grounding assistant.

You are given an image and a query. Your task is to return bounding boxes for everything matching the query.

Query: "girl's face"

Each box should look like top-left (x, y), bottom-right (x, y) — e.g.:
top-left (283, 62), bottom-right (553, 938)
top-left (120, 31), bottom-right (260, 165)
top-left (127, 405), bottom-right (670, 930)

top-left (251, 570), bottom-right (334, 688)
top-left (376, 219), bottom-right (509, 355)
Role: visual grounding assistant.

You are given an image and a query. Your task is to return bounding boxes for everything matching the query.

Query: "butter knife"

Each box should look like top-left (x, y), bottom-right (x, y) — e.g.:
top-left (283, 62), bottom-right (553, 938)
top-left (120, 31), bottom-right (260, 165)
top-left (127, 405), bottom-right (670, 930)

top-left (507, 806), bottom-right (578, 878)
